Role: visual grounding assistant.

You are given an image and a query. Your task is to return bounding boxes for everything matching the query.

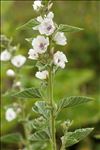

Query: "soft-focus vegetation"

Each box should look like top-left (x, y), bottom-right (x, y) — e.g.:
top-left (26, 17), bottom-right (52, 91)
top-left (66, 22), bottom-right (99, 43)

top-left (1, 1), bottom-right (100, 150)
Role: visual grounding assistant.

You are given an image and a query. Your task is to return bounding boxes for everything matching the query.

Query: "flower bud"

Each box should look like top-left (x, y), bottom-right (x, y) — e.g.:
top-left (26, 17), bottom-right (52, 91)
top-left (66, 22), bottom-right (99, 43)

top-left (6, 69), bottom-right (15, 77)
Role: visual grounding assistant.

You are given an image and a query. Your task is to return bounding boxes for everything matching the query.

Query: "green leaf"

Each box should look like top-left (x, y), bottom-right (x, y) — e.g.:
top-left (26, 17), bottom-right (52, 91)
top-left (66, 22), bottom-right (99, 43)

top-left (36, 61), bottom-right (48, 71)
top-left (56, 96), bottom-right (93, 116)
top-left (58, 24), bottom-right (83, 32)
top-left (23, 142), bottom-right (48, 150)
top-left (28, 130), bottom-right (49, 142)
top-left (0, 133), bottom-right (23, 144)
top-left (12, 88), bottom-right (42, 99)
top-left (26, 117), bottom-right (47, 132)
top-left (61, 128), bottom-right (94, 148)
top-left (32, 101), bottom-right (50, 119)
top-left (16, 19), bottom-right (39, 30)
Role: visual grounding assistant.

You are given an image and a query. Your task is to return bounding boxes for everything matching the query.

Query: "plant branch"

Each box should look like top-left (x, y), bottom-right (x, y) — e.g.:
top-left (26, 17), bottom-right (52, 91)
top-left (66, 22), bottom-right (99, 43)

top-left (48, 66), bottom-right (57, 150)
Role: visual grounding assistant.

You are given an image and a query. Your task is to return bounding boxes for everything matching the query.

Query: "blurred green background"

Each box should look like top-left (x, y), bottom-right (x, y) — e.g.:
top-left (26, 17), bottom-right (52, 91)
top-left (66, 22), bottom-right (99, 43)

top-left (1, 0), bottom-right (100, 150)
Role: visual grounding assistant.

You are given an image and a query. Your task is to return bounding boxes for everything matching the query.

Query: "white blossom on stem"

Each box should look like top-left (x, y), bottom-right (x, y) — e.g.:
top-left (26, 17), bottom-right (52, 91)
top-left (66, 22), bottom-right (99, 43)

top-left (0, 49), bottom-right (11, 61)
top-left (6, 69), bottom-right (15, 77)
top-left (32, 36), bottom-right (49, 54)
top-left (5, 108), bottom-right (17, 122)
top-left (14, 81), bottom-right (21, 88)
top-left (33, 12), bottom-right (55, 36)
top-left (11, 55), bottom-right (26, 68)
top-left (46, 11), bottom-right (54, 19)
top-left (53, 51), bottom-right (68, 69)
top-left (53, 32), bottom-right (67, 46)
top-left (16, 107), bottom-right (21, 113)
top-left (32, 16), bottom-right (43, 30)
top-left (28, 49), bottom-right (39, 60)
top-left (32, 0), bottom-right (43, 11)
top-left (35, 70), bottom-right (48, 80)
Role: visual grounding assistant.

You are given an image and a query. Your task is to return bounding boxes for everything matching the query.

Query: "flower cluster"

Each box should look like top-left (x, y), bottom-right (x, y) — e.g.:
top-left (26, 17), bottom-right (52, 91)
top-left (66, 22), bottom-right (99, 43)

top-left (0, 49), bottom-right (26, 77)
top-left (0, 41), bottom-right (26, 122)
top-left (28, 3), bottom-right (68, 80)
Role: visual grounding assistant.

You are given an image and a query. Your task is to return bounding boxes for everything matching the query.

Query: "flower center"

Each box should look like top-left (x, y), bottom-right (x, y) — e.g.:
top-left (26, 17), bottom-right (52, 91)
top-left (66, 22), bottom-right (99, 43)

top-left (47, 25), bottom-right (52, 31)
top-left (39, 43), bottom-right (44, 49)
top-left (17, 61), bottom-right (21, 65)
top-left (57, 59), bottom-right (61, 63)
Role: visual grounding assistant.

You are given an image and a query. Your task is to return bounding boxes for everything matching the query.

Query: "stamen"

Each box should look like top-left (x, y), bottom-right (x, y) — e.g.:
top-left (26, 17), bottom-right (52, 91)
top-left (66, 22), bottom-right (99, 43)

top-left (47, 25), bottom-right (52, 31)
top-left (39, 43), bottom-right (44, 49)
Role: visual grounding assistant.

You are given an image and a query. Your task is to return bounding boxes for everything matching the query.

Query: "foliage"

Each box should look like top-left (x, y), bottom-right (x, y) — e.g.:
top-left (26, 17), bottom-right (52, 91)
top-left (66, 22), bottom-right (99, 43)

top-left (1, 1), bottom-right (99, 150)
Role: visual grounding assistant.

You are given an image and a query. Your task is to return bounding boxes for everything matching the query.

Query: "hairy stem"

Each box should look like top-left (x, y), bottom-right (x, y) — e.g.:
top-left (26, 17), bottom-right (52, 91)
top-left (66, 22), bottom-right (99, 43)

top-left (49, 67), bottom-right (57, 150)
top-left (21, 101), bottom-right (31, 150)
top-left (60, 144), bottom-right (65, 150)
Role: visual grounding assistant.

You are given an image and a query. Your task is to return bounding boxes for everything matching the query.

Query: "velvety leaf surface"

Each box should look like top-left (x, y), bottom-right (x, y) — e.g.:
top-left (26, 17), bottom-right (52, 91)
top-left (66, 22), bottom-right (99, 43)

top-left (12, 88), bottom-right (42, 98)
top-left (58, 24), bottom-right (83, 32)
top-left (61, 128), bottom-right (94, 148)
top-left (56, 96), bottom-right (93, 116)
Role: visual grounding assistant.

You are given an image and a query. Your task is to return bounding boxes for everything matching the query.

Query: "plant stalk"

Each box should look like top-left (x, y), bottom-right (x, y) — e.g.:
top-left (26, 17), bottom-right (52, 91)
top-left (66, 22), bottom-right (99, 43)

top-left (49, 67), bottom-right (57, 150)
top-left (21, 101), bottom-right (31, 150)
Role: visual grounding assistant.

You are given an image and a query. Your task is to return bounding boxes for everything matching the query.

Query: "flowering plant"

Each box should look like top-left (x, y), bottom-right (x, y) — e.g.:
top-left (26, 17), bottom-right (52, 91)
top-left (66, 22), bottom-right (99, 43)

top-left (1, 1), bottom-right (94, 150)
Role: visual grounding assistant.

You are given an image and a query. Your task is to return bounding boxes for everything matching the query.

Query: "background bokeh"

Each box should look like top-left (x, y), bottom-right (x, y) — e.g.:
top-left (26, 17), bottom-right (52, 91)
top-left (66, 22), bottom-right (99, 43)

top-left (1, 1), bottom-right (100, 150)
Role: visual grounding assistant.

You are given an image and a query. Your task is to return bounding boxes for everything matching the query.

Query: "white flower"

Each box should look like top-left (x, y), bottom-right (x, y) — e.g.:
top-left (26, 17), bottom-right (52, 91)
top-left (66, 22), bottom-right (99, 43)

top-left (53, 32), bottom-right (67, 46)
top-left (32, 0), bottom-right (43, 11)
top-left (32, 36), bottom-right (49, 54)
top-left (5, 108), bottom-right (17, 122)
top-left (46, 11), bottom-right (54, 19)
top-left (11, 55), bottom-right (26, 68)
top-left (35, 70), bottom-right (48, 80)
top-left (6, 69), bottom-right (15, 77)
top-left (38, 18), bottom-right (55, 36)
top-left (32, 16), bottom-right (43, 30)
top-left (28, 49), bottom-right (39, 60)
top-left (33, 12), bottom-right (55, 36)
top-left (37, 16), bottom-right (43, 23)
top-left (16, 108), bottom-right (21, 113)
top-left (0, 49), bottom-right (11, 61)
top-left (14, 81), bottom-right (21, 87)
top-left (53, 51), bottom-right (68, 69)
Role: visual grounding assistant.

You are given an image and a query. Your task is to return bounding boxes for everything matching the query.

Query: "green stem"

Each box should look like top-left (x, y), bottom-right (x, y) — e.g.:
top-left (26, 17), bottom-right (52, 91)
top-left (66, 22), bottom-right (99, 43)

top-left (23, 122), bottom-right (31, 150)
top-left (60, 145), bottom-right (65, 150)
top-left (49, 67), bottom-right (57, 150)
top-left (21, 101), bottom-right (31, 150)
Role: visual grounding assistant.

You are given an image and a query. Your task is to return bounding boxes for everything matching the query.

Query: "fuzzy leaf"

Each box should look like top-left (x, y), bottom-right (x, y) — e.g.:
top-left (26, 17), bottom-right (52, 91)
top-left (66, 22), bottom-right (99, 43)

top-left (0, 133), bottom-right (23, 144)
top-left (17, 19), bottom-right (39, 30)
top-left (32, 101), bottom-right (50, 119)
top-left (12, 88), bottom-right (42, 99)
top-left (36, 61), bottom-right (48, 71)
top-left (29, 130), bottom-right (49, 142)
top-left (58, 24), bottom-right (83, 32)
top-left (23, 142), bottom-right (48, 150)
top-left (61, 128), bottom-right (94, 148)
top-left (56, 96), bottom-right (93, 116)
top-left (26, 117), bottom-right (47, 132)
